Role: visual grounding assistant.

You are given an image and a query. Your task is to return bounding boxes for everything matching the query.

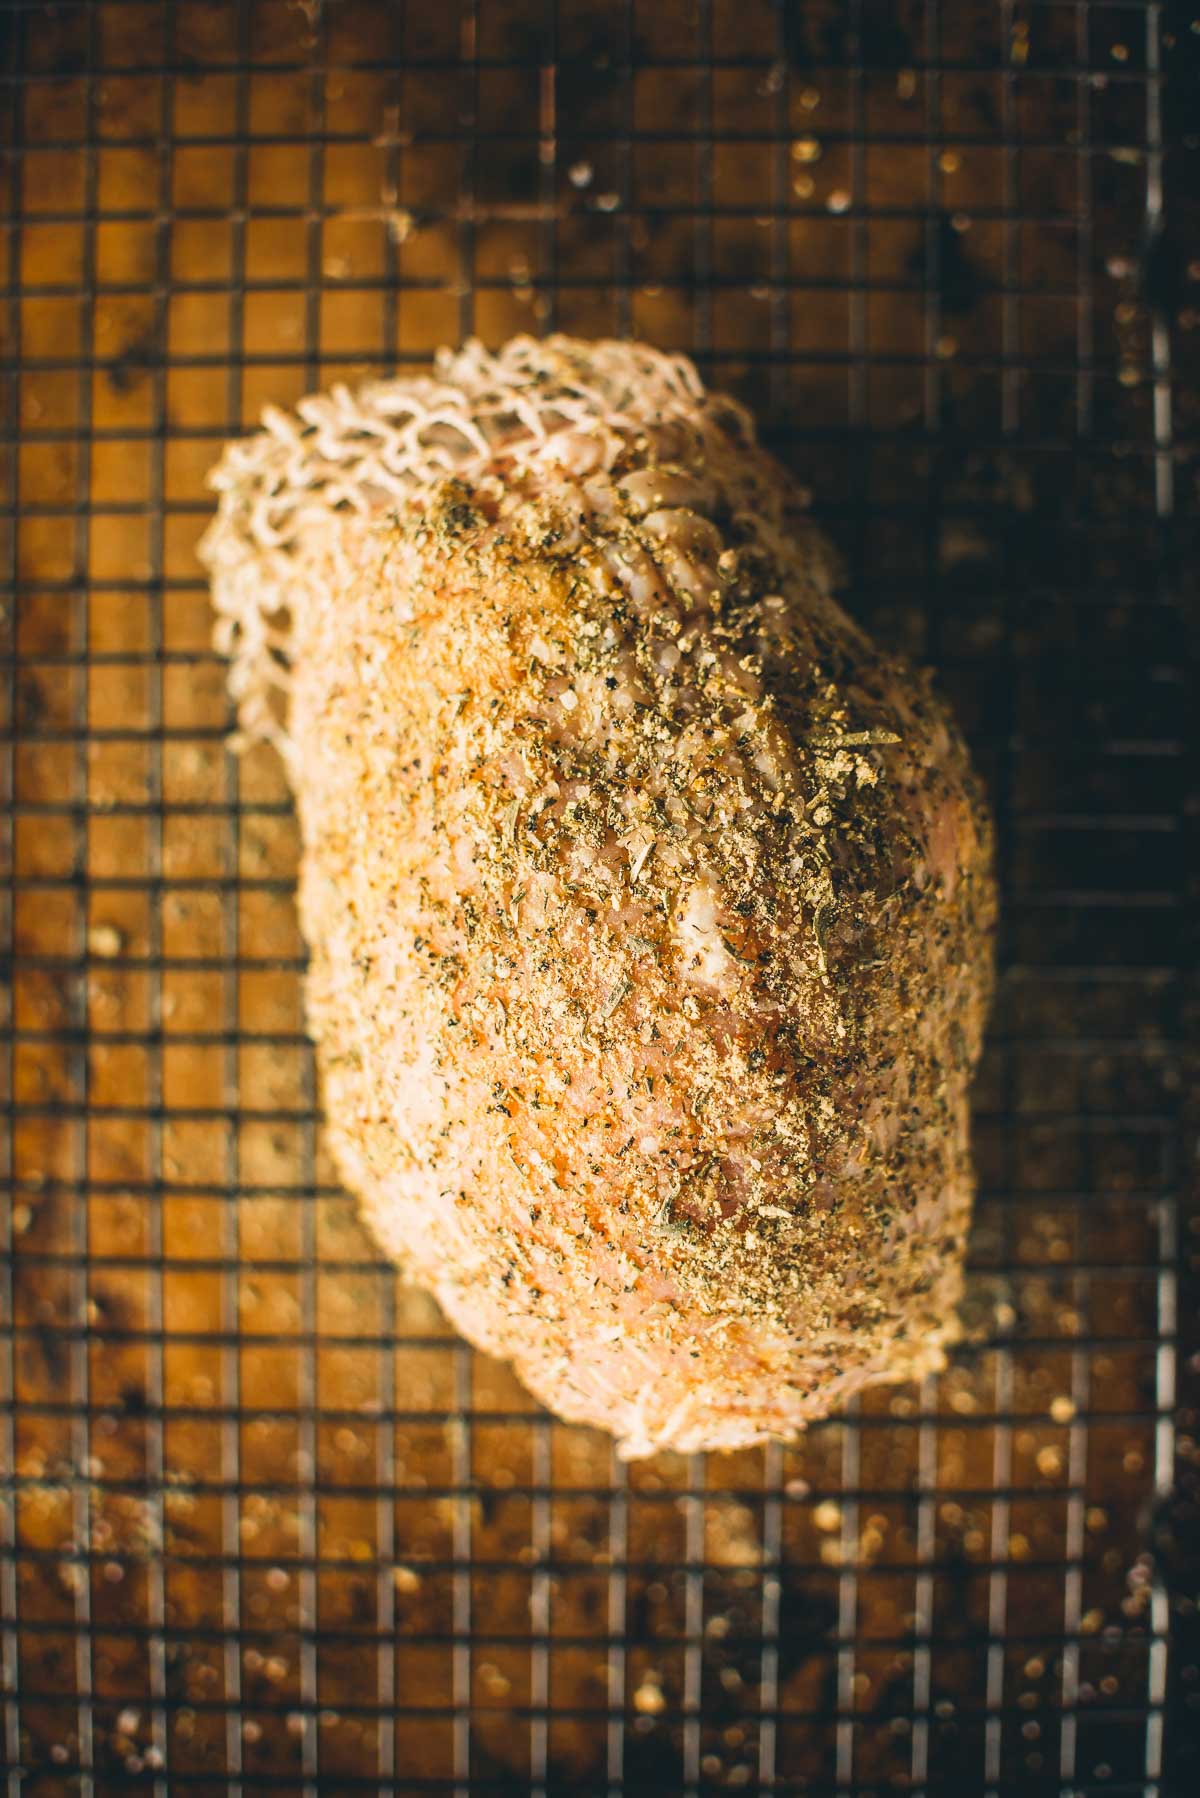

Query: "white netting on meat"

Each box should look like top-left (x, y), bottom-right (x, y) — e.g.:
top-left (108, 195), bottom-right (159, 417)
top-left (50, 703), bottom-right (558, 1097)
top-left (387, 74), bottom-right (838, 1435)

top-left (198, 335), bottom-right (754, 757)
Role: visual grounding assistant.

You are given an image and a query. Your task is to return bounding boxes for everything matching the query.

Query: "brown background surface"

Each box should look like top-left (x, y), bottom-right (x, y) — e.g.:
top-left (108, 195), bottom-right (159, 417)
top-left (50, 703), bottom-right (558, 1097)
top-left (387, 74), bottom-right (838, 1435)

top-left (2, 1), bottom-right (1195, 1792)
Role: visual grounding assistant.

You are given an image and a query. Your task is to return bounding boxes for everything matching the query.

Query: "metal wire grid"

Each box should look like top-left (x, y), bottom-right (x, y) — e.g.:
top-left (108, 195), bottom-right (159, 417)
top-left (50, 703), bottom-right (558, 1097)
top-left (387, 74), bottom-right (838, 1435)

top-left (0, 0), bottom-right (1194, 1792)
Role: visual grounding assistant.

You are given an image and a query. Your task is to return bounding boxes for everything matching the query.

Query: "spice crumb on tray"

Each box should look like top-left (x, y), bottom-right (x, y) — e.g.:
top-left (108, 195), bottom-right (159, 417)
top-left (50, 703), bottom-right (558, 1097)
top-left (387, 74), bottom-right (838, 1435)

top-left (200, 334), bottom-right (996, 1458)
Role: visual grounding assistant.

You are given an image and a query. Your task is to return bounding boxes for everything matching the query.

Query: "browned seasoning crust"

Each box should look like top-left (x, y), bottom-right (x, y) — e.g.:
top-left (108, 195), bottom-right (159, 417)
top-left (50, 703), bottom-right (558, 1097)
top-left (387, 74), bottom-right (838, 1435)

top-left (202, 337), bottom-right (996, 1457)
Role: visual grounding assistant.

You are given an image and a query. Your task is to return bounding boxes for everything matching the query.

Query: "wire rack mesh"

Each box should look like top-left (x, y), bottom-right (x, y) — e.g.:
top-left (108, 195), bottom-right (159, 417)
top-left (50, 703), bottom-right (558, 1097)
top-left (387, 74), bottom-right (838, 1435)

top-left (1, 0), bottom-right (1195, 1792)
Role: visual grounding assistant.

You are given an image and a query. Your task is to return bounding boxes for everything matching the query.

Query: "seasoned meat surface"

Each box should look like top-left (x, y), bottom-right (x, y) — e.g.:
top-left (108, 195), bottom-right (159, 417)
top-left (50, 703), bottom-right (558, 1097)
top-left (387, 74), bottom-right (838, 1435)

top-left (201, 337), bottom-right (995, 1456)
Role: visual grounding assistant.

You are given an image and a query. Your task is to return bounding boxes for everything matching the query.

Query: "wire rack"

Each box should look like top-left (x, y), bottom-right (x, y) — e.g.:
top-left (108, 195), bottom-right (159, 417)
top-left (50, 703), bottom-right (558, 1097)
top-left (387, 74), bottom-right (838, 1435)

top-left (2, 1), bottom-right (1195, 1793)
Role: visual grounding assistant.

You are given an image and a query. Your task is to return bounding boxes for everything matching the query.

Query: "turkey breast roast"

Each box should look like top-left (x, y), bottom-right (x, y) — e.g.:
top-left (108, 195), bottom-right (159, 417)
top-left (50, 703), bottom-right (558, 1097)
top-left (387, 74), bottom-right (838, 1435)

top-left (200, 336), bottom-right (996, 1457)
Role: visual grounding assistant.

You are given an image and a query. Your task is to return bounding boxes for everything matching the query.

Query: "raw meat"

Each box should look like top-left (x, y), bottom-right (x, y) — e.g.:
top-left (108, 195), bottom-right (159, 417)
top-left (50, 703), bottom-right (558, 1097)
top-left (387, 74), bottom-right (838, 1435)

top-left (200, 337), bottom-right (996, 1457)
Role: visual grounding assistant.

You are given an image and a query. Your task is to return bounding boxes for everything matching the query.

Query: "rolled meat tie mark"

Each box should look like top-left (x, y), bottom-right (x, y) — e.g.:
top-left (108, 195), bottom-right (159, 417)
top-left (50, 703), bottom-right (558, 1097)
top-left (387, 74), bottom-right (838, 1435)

top-left (200, 336), bottom-right (996, 1459)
